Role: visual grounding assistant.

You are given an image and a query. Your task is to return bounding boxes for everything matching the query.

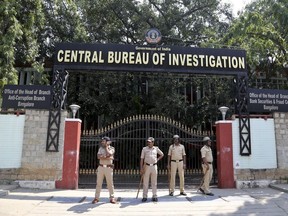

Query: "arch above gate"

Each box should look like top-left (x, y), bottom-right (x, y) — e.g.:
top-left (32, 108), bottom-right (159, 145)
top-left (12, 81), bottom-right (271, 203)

top-left (54, 43), bottom-right (247, 75)
top-left (46, 43), bottom-right (251, 157)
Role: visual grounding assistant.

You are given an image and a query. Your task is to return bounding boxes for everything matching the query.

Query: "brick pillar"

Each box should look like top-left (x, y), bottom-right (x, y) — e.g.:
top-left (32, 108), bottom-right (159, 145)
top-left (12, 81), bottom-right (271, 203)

top-left (56, 119), bottom-right (81, 189)
top-left (216, 120), bottom-right (235, 188)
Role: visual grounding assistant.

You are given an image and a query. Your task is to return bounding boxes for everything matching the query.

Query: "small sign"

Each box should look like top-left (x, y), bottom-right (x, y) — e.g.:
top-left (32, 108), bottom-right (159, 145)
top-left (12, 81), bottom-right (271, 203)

top-left (145, 28), bottom-right (162, 44)
top-left (235, 161), bottom-right (240, 168)
top-left (248, 88), bottom-right (288, 113)
top-left (2, 85), bottom-right (52, 109)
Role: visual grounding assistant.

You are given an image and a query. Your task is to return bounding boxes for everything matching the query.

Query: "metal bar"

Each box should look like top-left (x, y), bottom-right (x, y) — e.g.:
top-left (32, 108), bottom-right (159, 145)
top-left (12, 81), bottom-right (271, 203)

top-left (79, 115), bottom-right (217, 186)
top-left (46, 68), bottom-right (68, 152)
top-left (235, 74), bottom-right (251, 156)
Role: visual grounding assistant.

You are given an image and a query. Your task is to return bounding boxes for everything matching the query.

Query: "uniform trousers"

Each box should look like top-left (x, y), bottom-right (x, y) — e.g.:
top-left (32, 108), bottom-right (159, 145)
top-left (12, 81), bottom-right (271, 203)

top-left (143, 164), bottom-right (158, 198)
top-left (95, 166), bottom-right (115, 199)
top-left (170, 160), bottom-right (185, 193)
top-left (200, 163), bottom-right (213, 193)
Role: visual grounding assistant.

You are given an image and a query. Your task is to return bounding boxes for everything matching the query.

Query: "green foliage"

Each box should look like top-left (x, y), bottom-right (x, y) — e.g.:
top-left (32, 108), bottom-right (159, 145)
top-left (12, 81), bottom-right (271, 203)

top-left (2, 0), bottom-right (287, 130)
top-left (0, 0), bottom-right (45, 91)
top-left (0, 0), bottom-right (22, 88)
top-left (215, 0), bottom-right (288, 86)
top-left (76, 0), bottom-right (230, 46)
top-left (64, 0), bottom-right (235, 129)
top-left (0, 0), bottom-right (235, 129)
top-left (67, 71), bottom-right (235, 130)
top-left (0, 0), bottom-right (88, 90)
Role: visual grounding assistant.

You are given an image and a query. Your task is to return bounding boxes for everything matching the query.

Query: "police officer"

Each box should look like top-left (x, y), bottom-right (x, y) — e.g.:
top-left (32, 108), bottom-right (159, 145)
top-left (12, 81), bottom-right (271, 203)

top-left (167, 135), bottom-right (187, 196)
top-left (199, 136), bottom-right (214, 196)
top-left (92, 136), bottom-right (117, 204)
top-left (140, 137), bottom-right (164, 202)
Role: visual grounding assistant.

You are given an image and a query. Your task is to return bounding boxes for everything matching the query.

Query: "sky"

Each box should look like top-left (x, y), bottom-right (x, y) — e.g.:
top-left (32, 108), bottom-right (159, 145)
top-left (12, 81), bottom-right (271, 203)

top-left (221, 0), bottom-right (253, 16)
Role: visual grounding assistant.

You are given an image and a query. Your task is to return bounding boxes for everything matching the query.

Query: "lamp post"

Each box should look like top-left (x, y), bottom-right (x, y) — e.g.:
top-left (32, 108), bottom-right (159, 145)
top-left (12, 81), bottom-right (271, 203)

top-left (69, 104), bottom-right (80, 118)
top-left (218, 106), bottom-right (229, 121)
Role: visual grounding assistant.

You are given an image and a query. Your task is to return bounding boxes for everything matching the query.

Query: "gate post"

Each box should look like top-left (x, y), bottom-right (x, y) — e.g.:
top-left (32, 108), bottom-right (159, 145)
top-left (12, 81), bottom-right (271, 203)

top-left (56, 118), bottom-right (82, 189)
top-left (216, 120), bottom-right (235, 188)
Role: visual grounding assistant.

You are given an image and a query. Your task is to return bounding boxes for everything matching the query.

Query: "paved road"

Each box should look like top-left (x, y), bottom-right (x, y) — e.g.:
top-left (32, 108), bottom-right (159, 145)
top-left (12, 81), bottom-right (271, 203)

top-left (1, 185), bottom-right (288, 216)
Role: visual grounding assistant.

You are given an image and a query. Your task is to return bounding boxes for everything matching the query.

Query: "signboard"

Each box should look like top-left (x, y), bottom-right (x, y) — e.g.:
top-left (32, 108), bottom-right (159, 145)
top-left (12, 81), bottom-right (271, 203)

top-left (248, 88), bottom-right (288, 113)
top-left (54, 43), bottom-right (247, 75)
top-left (2, 85), bottom-right (52, 109)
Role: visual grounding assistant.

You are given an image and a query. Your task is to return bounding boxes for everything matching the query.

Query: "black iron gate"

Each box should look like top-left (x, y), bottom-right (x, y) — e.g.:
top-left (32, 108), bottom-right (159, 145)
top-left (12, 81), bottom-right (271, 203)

top-left (79, 114), bottom-right (217, 188)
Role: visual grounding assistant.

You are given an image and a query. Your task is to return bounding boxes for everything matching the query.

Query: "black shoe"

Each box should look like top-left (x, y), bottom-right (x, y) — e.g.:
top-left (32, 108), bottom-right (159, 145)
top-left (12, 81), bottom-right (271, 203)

top-left (152, 197), bottom-right (158, 202)
top-left (180, 192), bottom-right (187, 196)
top-left (199, 188), bottom-right (205, 194)
top-left (205, 192), bottom-right (214, 196)
top-left (142, 198), bottom-right (147, 202)
top-left (91, 198), bottom-right (99, 204)
top-left (169, 192), bottom-right (174, 196)
top-left (110, 198), bottom-right (117, 204)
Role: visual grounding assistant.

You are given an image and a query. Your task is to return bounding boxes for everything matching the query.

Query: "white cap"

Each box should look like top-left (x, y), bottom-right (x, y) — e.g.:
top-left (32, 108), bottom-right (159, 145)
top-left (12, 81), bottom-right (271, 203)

top-left (173, 135), bottom-right (180, 139)
top-left (147, 137), bottom-right (155, 142)
top-left (203, 137), bottom-right (211, 142)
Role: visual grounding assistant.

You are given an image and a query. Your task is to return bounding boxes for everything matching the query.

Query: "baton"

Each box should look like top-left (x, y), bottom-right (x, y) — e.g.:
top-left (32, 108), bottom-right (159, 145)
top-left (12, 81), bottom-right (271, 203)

top-left (168, 167), bottom-right (171, 193)
top-left (136, 174), bottom-right (144, 199)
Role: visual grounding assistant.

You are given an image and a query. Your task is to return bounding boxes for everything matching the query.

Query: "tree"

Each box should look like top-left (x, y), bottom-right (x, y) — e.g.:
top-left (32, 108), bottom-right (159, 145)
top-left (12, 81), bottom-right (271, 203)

top-left (0, 0), bottom-right (88, 97)
top-left (216, 0), bottom-right (288, 88)
top-left (1, 0), bottom-right (236, 130)
top-left (76, 0), bottom-right (232, 46)
top-left (0, 0), bottom-right (44, 90)
top-left (66, 0), bottom-right (235, 130)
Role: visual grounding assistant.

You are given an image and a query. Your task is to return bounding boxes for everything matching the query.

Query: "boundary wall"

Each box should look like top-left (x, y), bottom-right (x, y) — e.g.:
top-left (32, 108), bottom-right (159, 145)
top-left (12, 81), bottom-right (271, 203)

top-left (0, 110), bottom-right (66, 189)
top-left (233, 113), bottom-right (288, 188)
top-left (0, 111), bottom-right (288, 189)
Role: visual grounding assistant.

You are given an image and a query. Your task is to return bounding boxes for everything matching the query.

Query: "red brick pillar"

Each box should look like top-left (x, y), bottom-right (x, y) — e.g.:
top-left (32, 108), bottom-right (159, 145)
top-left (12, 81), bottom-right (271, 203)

top-left (56, 119), bottom-right (81, 189)
top-left (216, 120), bottom-right (235, 188)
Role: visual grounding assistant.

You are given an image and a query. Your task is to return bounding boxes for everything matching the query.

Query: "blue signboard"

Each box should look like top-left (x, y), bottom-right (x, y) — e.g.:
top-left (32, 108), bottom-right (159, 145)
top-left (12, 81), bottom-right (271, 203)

top-left (248, 88), bottom-right (288, 113)
top-left (2, 85), bottom-right (52, 109)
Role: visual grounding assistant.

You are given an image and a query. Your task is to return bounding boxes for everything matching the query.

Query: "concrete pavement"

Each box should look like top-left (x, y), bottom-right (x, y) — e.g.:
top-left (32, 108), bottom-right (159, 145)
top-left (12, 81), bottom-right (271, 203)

top-left (1, 184), bottom-right (288, 216)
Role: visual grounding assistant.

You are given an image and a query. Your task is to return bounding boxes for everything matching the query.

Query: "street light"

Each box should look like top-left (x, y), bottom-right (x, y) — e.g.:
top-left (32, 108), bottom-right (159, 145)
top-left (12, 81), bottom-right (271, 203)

top-left (69, 104), bottom-right (80, 118)
top-left (218, 106), bottom-right (229, 120)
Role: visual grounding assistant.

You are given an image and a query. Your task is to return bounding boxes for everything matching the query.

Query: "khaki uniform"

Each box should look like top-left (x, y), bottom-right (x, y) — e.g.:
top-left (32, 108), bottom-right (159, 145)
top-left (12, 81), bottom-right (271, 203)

top-left (200, 145), bottom-right (213, 193)
top-left (168, 144), bottom-right (186, 193)
top-left (140, 146), bottom-right (164, 198)
top-left (95, 145), bottom-right (115, 199)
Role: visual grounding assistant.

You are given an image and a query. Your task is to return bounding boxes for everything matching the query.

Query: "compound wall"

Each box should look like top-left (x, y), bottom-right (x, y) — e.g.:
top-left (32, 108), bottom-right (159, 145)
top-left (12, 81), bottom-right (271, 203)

top-left (0, 110), bottom-right (66, 188)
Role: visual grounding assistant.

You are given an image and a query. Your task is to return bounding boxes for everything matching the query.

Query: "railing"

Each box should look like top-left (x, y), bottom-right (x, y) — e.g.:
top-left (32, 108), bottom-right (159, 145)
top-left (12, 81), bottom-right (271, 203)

top-left (79, 115), bottom-right (217, 187)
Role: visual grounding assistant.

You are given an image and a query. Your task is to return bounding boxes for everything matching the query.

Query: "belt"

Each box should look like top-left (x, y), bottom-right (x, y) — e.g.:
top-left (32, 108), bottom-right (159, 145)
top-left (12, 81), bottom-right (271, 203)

top-left (202, 162), bottom-right (212, 164)
top-left (99, 164), bottom-right (114, 168)
top-left (171, 159), bottom-right (183, 162)
top-left (146, 163), bottom-right (157, 166)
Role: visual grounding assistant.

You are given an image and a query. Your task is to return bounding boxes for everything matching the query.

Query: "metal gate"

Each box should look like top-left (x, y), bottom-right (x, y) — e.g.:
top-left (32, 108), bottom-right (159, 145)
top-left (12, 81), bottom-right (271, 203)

top-left (79, 114), bottom-right (217, 188)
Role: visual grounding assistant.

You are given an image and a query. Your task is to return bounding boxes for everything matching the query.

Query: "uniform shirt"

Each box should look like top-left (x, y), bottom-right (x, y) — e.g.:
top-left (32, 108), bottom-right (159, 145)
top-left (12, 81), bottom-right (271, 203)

top-left (98, 145), bottom-right (115, 165)
top-left (168, 144), bottom-right (186, 160)
top-left (141, 146), bottom-right (164, 164)
top-left (200, 145), bottom-right (213, 163)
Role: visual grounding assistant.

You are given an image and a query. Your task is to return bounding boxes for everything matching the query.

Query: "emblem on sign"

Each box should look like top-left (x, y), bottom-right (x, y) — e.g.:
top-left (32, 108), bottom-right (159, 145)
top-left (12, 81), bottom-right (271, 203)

top-left (145, 28), bottom-right (162, 44)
